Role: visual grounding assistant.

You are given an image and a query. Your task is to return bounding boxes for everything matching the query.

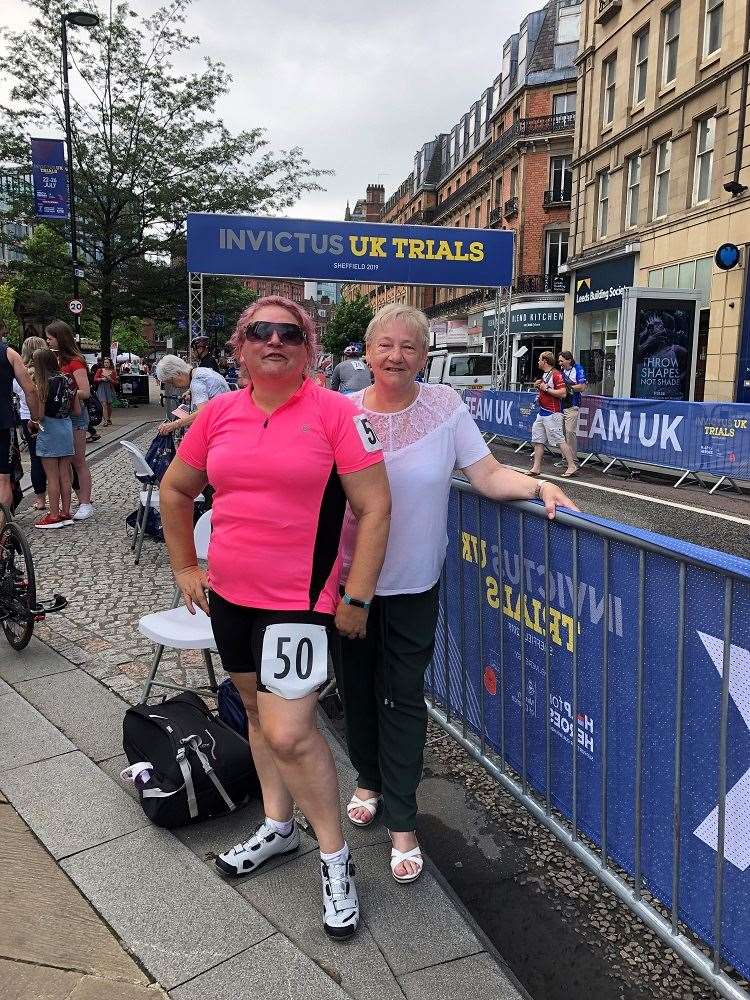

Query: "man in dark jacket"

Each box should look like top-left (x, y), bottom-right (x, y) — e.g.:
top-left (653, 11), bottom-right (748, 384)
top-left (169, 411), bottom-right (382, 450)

top-left (191, 335), bottom-right (221, 372)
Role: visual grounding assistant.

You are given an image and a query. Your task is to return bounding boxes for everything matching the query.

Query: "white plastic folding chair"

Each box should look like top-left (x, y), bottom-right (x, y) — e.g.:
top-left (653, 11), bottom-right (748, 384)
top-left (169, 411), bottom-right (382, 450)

top-left (120, 440), bottom-right (161, 565)
top-left (138, 510), bottom-right (217, 703)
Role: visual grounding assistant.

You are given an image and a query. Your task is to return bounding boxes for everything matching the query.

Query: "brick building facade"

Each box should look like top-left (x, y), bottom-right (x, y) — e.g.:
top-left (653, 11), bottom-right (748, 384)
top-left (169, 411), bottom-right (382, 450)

top-left (240, 277), bottom-right (305, 304)
top-left (341, 0), bottom-right (581, 385)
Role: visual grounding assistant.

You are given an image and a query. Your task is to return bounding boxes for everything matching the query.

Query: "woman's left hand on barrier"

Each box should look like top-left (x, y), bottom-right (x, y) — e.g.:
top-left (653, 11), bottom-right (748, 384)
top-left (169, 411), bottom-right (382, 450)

top-left (539, 481), bottom-right (580, 519)
top-left (157, 420), bottom-right (176, 436)
top-left (175, 565), bottom-right (210, 615)
top-left (335, 601), bottom-right (369, 640)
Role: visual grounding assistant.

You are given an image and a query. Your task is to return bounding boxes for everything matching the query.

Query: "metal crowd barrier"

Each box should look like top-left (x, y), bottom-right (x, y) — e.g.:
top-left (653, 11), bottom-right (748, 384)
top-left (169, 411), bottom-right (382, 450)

top-left (426, 480), bottom-right (750, 1000)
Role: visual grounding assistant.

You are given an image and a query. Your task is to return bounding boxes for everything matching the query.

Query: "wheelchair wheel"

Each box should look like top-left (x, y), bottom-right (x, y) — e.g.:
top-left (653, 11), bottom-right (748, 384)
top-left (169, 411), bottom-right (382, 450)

top-left (0, 519), bottom-right (37, 650)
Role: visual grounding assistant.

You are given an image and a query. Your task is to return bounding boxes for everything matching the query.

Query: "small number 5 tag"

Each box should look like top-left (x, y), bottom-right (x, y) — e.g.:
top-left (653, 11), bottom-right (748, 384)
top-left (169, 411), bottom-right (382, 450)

top-left (353, 414), bottom-right (381, 453)
top-left (260, 623), bottom-right (328, 700)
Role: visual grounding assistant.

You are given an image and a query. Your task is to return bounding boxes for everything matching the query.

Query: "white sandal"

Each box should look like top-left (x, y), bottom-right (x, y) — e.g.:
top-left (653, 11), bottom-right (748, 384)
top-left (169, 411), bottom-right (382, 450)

top-left (390, 844), bottom-right (424, 883)
top-left (346, 793), bottom-right (381, 827)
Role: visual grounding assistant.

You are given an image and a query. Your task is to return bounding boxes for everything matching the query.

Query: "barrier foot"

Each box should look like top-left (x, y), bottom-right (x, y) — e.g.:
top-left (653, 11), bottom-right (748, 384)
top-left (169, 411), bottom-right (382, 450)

top-left (674, 469), bottom-right (705, 490)
top-left (708, 475), bottom-right (741, 495)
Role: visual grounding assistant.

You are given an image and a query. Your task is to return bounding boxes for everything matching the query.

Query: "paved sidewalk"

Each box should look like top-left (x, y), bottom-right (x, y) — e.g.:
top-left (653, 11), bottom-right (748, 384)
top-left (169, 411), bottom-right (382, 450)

top-left (0, 640), bottom-right (524, 1000)
top-left (1, 417), bottom-right (526, 999)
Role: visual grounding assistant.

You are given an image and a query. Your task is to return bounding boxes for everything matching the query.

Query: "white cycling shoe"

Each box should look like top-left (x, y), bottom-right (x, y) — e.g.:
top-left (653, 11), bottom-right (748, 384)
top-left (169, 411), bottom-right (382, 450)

top-left (321, 852), bottom-right (359, 939)
top-left (215, 820), bottom-right (300, 878)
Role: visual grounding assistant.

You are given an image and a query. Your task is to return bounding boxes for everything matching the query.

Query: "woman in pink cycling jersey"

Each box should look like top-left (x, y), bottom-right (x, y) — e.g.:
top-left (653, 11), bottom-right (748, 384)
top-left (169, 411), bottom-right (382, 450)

top-left (159, 296), bottom-right (390, 941)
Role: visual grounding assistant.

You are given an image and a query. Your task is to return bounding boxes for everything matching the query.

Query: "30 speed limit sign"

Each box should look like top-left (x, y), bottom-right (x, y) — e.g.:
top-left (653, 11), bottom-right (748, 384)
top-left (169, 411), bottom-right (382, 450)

top-left (68, 299), bottom-right (84, 316)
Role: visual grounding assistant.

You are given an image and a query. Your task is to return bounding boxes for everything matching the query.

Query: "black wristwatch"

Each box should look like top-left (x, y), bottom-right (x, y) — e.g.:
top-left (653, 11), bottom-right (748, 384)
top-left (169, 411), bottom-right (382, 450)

top-left (342, 592), bottom-right (371, 609)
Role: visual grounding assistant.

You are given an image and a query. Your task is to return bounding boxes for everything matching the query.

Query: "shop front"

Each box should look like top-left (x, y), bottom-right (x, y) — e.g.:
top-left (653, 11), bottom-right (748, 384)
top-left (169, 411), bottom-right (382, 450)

top-left (572, 254), bottom-right (636, 396)
top-left (483, 303), bottom-right (564, 388)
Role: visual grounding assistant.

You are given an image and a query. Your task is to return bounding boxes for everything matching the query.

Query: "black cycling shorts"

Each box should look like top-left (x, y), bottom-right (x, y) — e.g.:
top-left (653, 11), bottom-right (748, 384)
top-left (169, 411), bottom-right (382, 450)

top-left (0, 428), bottom-right (13, 476)
top-left (208, 589), bottom-right (333, 693)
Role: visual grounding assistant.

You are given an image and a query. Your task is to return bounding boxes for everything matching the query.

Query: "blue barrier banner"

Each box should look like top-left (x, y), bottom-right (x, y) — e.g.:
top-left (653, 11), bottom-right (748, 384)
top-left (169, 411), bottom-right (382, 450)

top-left (464, 390), bottom-right (750, 480)
top-left (30, 138), bottom-right (69, 220)
top-left (186, 213), bottom-right (514, 288)
top-left (428, 490), bottom-right (750, 979)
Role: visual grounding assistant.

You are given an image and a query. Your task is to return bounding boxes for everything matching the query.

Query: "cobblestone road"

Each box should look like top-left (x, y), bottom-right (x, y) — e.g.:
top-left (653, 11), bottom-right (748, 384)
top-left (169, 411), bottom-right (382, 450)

top-left (17, 425), bottom-right (223, 704)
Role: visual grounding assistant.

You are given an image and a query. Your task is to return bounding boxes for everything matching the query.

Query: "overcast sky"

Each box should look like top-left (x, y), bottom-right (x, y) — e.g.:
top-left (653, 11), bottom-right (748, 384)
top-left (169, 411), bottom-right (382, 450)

top-left (2, 0), bottom-right (542, 220)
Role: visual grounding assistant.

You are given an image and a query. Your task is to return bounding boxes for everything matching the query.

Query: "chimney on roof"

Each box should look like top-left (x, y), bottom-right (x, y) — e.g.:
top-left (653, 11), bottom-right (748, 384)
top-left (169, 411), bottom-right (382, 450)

top-left (344, 200), bottom-right (351, 221)
top-left (365, 183), bottom-right (385, 222)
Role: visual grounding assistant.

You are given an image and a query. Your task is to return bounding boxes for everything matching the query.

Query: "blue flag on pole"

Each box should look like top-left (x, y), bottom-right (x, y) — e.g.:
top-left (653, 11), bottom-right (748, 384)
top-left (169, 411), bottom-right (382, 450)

top-left (31, 138), bottom-right (69, 220)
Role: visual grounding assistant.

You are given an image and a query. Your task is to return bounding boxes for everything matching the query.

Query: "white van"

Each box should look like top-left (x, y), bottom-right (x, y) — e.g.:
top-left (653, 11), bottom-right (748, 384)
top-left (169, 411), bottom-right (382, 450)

top-left (423, 351), bottom-right (493, 390)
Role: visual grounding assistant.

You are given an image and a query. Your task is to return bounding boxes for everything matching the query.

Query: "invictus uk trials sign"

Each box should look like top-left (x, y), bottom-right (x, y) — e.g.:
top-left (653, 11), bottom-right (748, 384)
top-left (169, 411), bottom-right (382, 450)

top-left (187, 213), bottom-right (514, 289)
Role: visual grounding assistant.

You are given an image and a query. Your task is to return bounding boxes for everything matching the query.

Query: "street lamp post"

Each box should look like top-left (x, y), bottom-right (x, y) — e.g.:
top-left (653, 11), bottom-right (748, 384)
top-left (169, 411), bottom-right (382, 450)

top-left (61, 10), bottom-right (99, 342)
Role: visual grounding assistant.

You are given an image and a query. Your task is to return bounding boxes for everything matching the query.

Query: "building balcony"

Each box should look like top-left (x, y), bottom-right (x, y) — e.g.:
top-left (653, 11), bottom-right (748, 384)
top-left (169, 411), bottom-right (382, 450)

top-left (504, 196), bottom-right (519, 218)
top-left (424, 288), bottom-right (493, 319)
top-left (433, 170), bottom-right (490, 222)
top-left (543, 188), bottom-right (572, 209)
top-left (514, 273), bottom-right (569, 295)
top-left (595, 0), bottom-right (622, 23)
top-left (489, 206), bottom-right (503, 226)
top-left (408, 207), bottom-right (437, 225)
top-left (482, 113), bottom-right (575, 170)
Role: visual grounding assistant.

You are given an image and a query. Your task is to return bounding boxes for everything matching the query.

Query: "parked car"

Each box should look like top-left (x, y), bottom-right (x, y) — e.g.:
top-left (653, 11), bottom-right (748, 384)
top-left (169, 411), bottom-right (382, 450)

top-left (423, 351), bottom-right (493, 390)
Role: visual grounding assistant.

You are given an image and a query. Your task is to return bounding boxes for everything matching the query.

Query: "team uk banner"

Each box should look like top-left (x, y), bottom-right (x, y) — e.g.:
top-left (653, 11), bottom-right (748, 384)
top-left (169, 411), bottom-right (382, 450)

top-left (30, 138), bottom-right (69, 220)
top-left (428, 489), bottom-right (750, 979)
top-left (464, 390), bottom-right (750, 480)
top-left (186, 213), bottom-right (514, 288)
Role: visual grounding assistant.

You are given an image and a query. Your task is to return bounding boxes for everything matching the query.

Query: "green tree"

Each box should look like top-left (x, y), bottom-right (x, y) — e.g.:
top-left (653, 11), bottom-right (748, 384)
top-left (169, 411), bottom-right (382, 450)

top-left (0, 0), bottom-right (328, 356)
top-left (0, 282), bottom-right (22, 346)
top-left (323, 295), bottom-right (373, 357)
top-left (9, 223), bottom-right (72, 319)
top-left (111, 316), bottom-right (149, 358)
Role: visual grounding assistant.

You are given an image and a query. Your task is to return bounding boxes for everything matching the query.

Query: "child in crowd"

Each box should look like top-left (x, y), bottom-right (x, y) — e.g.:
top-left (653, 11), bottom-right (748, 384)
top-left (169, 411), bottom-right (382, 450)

top-left (29, 349), bottom-right (78, 529)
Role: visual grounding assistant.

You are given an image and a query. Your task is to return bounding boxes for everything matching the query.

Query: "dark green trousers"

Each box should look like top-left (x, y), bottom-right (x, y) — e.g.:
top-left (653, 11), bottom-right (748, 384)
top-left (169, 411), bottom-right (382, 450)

top-left (334, 584), bottom-right (440, 832)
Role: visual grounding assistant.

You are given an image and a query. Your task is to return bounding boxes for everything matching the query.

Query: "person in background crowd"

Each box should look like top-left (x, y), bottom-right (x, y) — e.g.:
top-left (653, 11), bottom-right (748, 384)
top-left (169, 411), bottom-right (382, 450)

top-left (336, 305), bottom-right (578, 884)
top-left (119, 359), bottom-right (132, 374)
top-left (45, 321), bottom-right (95, 520)
top-left (94, 358), bottom-right (118, 426)
top-left (558, 351), bottom-right (587, 464)
top-left (190, 334), bottom-right (221, 372)
top-left (154, 354), bottom-right (230, 435)
top-left (29, 348), bottom-right (77, 528)
top-left (1, 337), bottom-right (40, 513)
top-left (528, 351), bottom-right (577, 479)
top-left (330, 343), bottom-right (372, 393)
top-left (160, 295), bottom-right (391, 939)
top-left (13, 336), bottom-right (47, 510)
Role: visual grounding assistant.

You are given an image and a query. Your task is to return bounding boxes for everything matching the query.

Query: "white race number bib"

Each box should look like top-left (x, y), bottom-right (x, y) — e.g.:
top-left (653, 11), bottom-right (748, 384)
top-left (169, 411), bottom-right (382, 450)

top-left (260, 623), bottom-right (328, 700)
top-left (353, 414), bottom-right (381, 453)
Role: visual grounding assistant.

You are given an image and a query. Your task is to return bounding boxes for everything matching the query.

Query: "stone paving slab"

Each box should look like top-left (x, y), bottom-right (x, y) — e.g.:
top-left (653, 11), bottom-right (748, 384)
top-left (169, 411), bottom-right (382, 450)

top-left (352, 842), bottom-right (484, 976)
top-left (0, 957), bottom-right (82, 1000)
top-left (399, 952), bottom-right (525, 1000)
top-left (237, 847), bottom-right (403, 1000)
top-left (175, 796), bottom-right (320, 870)
top-left (61, 825), bottom-right (274, 990)
top-left (0, 677), bottom-right (12, 696)
top-left (0, 750), bottom-right (147, 859)
top-left (18, 667), bottom-right (128, 762)
top-left (0, 636), bottom-right (78, 685)
top-left (168, 932), bottom-right (349, 1000)
top-left (0, 691), bottom-right (75, 772)
top-left (0, 803), bottom-right (147, 982)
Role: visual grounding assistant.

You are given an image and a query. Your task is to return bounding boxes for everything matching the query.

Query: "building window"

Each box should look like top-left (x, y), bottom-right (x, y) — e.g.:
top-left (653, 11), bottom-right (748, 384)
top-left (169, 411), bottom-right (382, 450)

top-left (510, 165), bottom-right (519, 198)
top-left (549, 155), bottom-right (572, 201)
top-left (693, 115), bottom-right (716, 205)
top-left (662, 4), bottom-right (680, 85)
top-left (545, 229), bottom-right (569, 279)
top-left (553, 92), bottom-right (576, 116)
top-left (464, 212), bottom-right (470, 227)
top-left (632, 29), bottom-right (649, 106)
top-left (475, 206), bottom-right (481, 227)
top-left (602, 55), bottom-right (617, 126)
top-left (704, 0), bottom-right (723, 57)
top-left (653, 138), bottom-right (671, 218)
top-left (494, 176), bottom-right (503, 204)
top-left (513, 106), bottom-right (521, 125)
top-left (486, 198), bottom-right (491, 222)
top-left (596, 171), bottom-right (609, 238)
top-left (625, 154), bottom-right (641, 227)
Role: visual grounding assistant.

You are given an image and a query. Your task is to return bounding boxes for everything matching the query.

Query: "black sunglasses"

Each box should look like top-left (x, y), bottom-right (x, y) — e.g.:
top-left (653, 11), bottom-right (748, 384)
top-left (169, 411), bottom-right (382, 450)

top-left (247, 321), bottom-right (306, 346)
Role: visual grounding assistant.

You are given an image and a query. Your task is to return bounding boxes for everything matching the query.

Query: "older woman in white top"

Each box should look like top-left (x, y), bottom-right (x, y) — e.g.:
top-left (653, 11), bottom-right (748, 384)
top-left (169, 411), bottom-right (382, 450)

top-left (336, 304), bottom-right (579, 883)
top-left (154, 354), bottom-right (230, 436)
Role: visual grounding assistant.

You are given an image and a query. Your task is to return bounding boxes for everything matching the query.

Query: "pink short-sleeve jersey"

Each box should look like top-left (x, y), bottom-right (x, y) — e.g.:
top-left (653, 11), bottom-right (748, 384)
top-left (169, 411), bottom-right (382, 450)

top-left (177, 378), bottom-right (383, 614)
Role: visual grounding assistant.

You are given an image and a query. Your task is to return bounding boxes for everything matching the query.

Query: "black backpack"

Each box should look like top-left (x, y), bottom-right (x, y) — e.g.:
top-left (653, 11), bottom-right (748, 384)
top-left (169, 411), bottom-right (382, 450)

top-left (122, 691), bottom-right (260, 828)
top-left (86, 390), bottom-right (103, 427)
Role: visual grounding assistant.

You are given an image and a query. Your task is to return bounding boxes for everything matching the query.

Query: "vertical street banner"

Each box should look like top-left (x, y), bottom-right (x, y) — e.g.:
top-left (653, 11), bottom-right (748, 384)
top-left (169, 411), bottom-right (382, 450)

top-left (428, 489), bottom-right (750, 981)
top-left (30, 138), bottom-right (69, 220)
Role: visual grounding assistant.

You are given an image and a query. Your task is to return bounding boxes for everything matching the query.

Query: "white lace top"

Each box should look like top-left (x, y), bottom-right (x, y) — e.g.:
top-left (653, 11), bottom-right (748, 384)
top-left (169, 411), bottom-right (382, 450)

top-left (340, 382), bottom-right (489, 595)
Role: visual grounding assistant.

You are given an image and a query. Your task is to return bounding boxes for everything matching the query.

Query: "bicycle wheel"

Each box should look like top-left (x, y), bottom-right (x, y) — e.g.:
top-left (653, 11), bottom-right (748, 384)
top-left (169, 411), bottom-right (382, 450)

top-left (0, 519), bottom-right (37, 650)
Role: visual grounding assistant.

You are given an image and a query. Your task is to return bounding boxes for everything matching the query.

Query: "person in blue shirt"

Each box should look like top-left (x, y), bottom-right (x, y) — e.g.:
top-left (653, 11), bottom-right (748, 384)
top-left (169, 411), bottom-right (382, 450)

top-left (558, 351), bottom-right (587, 463)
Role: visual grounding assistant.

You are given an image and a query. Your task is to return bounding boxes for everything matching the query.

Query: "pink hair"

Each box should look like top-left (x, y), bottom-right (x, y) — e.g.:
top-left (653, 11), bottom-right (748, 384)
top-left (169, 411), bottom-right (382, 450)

top-left (230, 295), bottom-right (318, 368)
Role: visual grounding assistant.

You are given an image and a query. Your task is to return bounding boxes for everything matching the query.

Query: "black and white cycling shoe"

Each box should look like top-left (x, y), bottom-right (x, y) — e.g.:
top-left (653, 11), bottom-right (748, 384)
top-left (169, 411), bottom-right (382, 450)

top-left (321, 853), bottom-right (359, 939)
top-left (215, 821), bottom-right (300, 878)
